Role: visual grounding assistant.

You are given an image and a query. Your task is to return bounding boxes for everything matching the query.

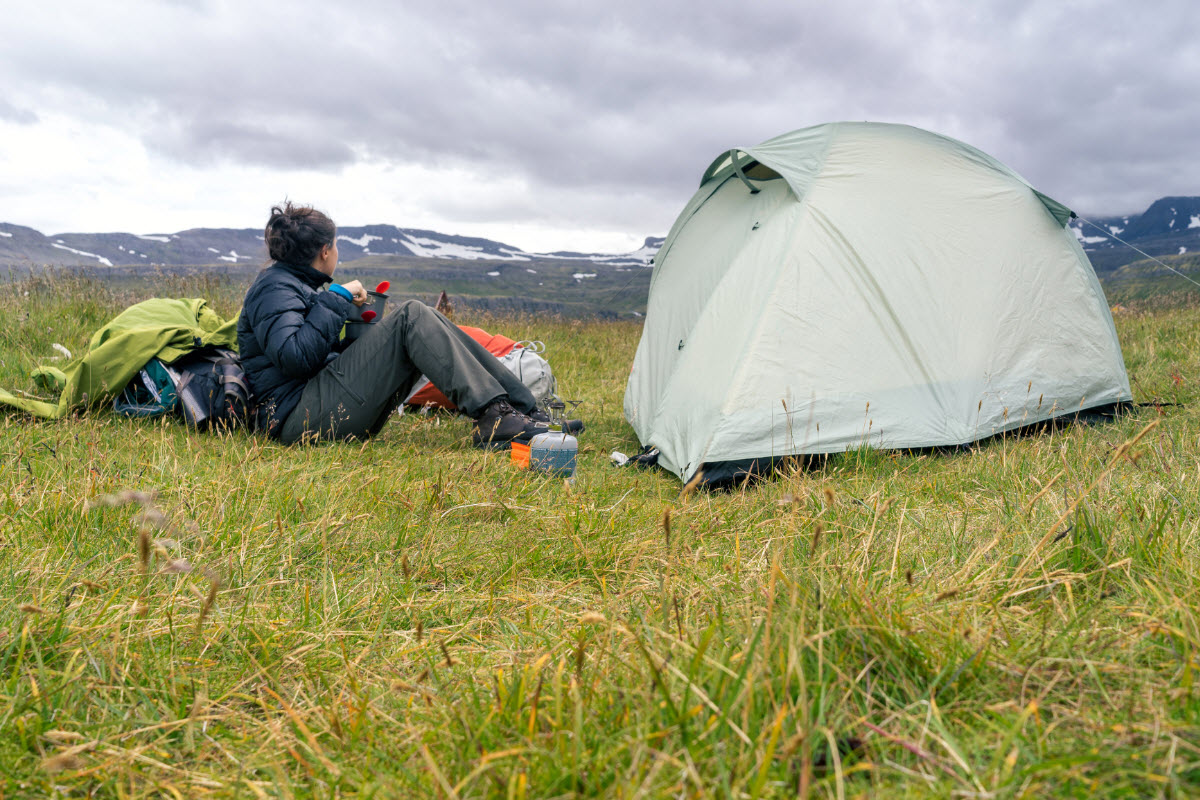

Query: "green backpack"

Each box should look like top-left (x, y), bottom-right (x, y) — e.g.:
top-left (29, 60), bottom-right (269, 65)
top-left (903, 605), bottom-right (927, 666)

top-left (113, 358), bottom-right (180, 418)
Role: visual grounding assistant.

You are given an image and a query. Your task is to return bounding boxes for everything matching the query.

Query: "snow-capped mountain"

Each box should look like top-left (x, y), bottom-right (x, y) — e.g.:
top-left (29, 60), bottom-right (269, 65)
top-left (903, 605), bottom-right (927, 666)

top-left (5, 192), bottom-right (1194, 275)
top-left (1068, 196), bottom-right (1200, 271)
top-left (0, 222), bottom-right (665, 270)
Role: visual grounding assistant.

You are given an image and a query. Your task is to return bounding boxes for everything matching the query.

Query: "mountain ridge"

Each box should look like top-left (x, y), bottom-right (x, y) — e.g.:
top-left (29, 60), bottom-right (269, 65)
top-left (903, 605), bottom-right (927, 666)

top-left (0, 221), bottom-right (666, 270)
top-left (2, 193), bottom-right (1196, 274)
top-left (1068, 196), bottom-right (1200, 272)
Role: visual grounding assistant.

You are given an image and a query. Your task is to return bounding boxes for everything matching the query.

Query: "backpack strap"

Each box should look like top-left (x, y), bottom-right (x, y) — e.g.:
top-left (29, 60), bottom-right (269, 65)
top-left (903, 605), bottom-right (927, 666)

top-left (219, 373), bottom-right (250, 392)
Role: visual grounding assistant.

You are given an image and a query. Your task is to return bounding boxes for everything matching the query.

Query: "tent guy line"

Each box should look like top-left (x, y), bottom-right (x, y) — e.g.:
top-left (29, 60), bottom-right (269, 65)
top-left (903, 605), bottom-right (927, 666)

top-left (1078, 217), bottom-right (1200, 292)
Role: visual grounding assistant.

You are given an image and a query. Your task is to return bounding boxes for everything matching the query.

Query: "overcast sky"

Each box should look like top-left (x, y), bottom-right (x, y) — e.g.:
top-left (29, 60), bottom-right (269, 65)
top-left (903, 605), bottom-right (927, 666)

top-left (1, 0), bottom-right (1197, 253)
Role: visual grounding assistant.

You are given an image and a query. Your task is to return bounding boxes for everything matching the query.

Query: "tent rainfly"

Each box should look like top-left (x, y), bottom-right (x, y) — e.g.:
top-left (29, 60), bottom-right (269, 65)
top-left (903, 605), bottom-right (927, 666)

top-left (624, 122), bottom-right (1131, 486)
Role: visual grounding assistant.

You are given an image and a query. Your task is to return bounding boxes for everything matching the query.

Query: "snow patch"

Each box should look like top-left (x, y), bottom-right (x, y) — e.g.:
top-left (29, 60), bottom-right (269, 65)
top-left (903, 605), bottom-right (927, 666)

top-left (618, 243), bottom-right (660, 265)
top-left (1181, 247), bottom-right (1188, 255)
top-left (408, 237), bottom-right (480, 259)
top-left (139, 253), bottom-right (147, 258)
top-left (401, 236), bottom-right (530, 261)
top-left (51, 243), bottom-right (113, 266)
top-left (0, 231), bottom-right (12, 238)
top-left (1108, 225), bottom-right (1124, 235)
top-left (118, 245), bottom-right (126, 251)
top-left (207, 247), bottom-right (220, 253)
top-left (487, 271), bottom-right (501, 277)
top-left (534, 251), bottom-right (594, 262)
top-left (1169, 219), bottom-right (1176, 229)
top-left (338, 233), bottom-right (381, 248)
top-left (1190, 215), bottom-right (1200, 229)
top-left (137, 234), bottom-right (170, 243)
top-left (533, 242), bottom-right (658, 267)
top-left (217, 250), bottom-right (244, 263)
top-left (526, 268), bottom-right (537, 274)
top-left (573, 273), bottom-right (598, 280)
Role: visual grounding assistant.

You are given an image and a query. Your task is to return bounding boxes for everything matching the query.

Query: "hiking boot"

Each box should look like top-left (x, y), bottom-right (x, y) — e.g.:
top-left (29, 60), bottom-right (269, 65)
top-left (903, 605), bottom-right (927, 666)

top-left (528, 408), bottom-right (585, 435)
top-left (472, 398), bottom-right (546, 449)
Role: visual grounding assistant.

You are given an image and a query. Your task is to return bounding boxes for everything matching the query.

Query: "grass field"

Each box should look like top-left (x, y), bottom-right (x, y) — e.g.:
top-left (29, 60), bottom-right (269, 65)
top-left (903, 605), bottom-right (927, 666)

top-left (2, 273), bottom-right (1200, 798)
top-left (1101, 254), bottom-right (1200, 313)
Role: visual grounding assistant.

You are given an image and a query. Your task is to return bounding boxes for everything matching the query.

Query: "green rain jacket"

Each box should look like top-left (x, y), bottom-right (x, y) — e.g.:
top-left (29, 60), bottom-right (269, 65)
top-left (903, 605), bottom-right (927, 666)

top-left (0, 298), bottom-right (238, 419)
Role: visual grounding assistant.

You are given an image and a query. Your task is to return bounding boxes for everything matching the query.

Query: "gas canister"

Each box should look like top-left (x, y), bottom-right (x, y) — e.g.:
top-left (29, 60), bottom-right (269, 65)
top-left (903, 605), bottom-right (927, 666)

top-left (528, 430), bottom-right (577, 477)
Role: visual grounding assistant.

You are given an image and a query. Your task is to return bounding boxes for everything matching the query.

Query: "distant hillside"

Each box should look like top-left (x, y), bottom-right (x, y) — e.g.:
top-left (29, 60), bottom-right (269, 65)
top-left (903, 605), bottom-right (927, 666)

top-left (4, 192), bottom-right (1195, 282)
top-left (1099, 251), bottom-right (1200, 310)
top-left (0, 222), bottom-right (664, 271)
top-left (1069, 196), bottom-right (1200, 273)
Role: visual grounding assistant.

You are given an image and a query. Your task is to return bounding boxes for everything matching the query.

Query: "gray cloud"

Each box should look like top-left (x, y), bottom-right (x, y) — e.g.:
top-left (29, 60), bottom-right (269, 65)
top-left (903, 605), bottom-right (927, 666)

top-left (155, 118), bottom-right (358, 169)
top-left (0, 98), bottom-right (38, 124)
top-left (2, 0), bottom-right (1199, 236)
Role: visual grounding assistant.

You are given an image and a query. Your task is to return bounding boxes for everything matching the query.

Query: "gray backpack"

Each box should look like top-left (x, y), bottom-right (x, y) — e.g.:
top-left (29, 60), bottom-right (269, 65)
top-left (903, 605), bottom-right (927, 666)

top-left (498, 341), bottom-right (556, 403)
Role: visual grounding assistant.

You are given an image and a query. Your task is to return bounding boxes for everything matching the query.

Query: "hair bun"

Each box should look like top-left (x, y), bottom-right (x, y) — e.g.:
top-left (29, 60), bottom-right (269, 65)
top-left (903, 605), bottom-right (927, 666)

top-left (263, 201), bottom-right (336, 265)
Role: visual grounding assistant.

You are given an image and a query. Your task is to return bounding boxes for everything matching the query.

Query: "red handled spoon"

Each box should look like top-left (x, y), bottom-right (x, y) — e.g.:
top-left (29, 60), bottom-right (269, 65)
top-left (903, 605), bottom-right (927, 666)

top-left (360, 310), bottom-right (378, 323)
top-left (374, 280), bottom-right (390, 293)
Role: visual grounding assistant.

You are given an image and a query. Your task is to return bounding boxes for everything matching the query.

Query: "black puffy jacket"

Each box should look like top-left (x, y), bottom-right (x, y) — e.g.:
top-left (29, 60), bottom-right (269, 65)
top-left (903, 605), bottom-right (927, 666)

top-left (237, 260), bottom-right (353, 436)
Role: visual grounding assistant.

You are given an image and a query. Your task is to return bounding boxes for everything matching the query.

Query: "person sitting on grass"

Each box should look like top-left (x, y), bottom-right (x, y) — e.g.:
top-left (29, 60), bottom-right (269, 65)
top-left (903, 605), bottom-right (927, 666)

top-left (238, 202), bottom-right (581, 448)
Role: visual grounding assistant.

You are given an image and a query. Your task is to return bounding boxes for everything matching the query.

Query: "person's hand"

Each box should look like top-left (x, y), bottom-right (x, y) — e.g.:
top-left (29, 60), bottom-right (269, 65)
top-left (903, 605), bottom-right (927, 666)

top-left (340, 280), bottom-right (368, 306)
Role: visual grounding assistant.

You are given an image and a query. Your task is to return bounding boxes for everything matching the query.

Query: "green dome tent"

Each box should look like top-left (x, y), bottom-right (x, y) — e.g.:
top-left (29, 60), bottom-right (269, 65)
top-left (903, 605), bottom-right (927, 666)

top-left (624, 122), bottom-right (1131, 486)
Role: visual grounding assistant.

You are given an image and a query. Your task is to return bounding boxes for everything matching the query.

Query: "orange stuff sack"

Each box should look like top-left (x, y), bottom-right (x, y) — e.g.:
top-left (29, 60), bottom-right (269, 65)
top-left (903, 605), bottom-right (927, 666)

top-left (510, 440), bottom-right (531, 469)
top-left (405, 326), bottom-right (519, 410)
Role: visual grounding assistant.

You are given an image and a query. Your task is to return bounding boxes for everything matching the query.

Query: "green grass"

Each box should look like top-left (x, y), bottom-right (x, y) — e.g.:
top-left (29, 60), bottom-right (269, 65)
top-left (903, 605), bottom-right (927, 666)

top-left (1101, 253), bottom-right (1200, 311)
top-left (2, 273), bottom-right (1200, 797)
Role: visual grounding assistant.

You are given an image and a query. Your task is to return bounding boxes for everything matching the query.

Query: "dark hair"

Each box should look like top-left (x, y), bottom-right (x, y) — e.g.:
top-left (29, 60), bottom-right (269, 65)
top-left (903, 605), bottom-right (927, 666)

top-left (264, 202), bottom-right (336, 265)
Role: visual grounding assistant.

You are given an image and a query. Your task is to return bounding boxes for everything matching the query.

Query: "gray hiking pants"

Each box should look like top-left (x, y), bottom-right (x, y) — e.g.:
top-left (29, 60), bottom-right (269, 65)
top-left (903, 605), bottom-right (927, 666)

top-left (279, 300), bottom-right (537, 444)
